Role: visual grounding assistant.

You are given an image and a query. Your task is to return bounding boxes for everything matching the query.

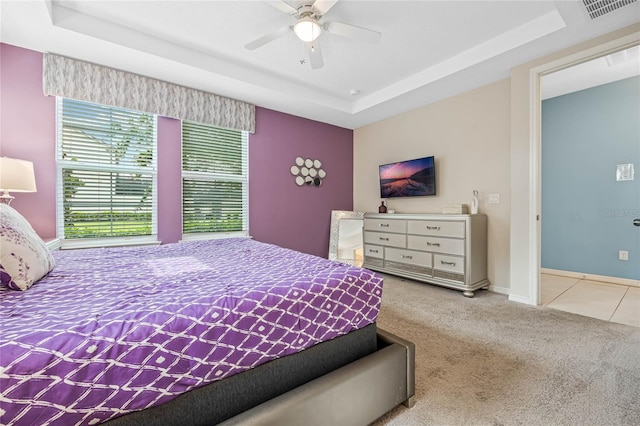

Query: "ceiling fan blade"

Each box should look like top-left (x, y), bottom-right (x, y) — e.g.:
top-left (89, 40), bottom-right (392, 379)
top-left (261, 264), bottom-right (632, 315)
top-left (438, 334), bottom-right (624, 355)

top-left (245, 26), bottom-right (291, 50)
top-left (312, 0), bottom-right (338, 16)
top-left (266, 1), bottom-right (298, 15)
top-left (324, 21), bottom-right (381, 44)
top-left (305, 41), bottom-right (324, 69)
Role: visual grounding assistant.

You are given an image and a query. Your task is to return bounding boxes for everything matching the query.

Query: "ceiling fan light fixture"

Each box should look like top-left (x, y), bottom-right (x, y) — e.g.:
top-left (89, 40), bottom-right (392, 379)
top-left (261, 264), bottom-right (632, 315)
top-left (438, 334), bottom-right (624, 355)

top-left (294, 17), bottom-right (322, 42)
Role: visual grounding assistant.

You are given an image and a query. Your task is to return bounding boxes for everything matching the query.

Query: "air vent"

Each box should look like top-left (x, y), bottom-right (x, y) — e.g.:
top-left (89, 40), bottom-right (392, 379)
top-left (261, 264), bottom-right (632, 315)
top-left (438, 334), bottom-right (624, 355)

top-left (582, 0), bottom-right (637, 19)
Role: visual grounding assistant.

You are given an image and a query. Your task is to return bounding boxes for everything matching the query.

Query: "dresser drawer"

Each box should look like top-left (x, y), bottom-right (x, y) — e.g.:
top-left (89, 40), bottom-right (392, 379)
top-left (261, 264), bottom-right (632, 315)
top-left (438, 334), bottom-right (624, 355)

top-left (407, 235), bottom-right (465, 256)
top-left (363, 244), bottom-right (384, 259)
top-left (364, 231), bottom-right (406, 248)
top-left (407, 220), bottom-right (465, 238)
top-left (365, 219), bottom-right (406, 234)
top-left (386, 248), bottom-right (432, 267)
top-left (433, 254), bottom-right (464, 274)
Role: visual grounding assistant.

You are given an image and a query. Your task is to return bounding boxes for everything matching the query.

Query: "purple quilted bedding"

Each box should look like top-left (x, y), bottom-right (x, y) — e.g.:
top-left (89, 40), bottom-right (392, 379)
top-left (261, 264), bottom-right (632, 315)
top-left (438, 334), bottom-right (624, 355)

top-left (0, 238), bottom-right (383, 425)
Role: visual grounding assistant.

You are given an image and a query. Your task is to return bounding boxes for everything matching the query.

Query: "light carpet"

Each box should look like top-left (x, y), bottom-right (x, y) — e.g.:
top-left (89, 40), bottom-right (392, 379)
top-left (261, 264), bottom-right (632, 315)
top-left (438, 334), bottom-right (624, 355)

top-left (372, 274), bottom-right (640, 426)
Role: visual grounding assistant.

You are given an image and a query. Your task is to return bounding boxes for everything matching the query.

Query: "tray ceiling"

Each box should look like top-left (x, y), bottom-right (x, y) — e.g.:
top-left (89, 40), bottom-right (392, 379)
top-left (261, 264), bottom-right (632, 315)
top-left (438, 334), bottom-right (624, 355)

top-left (1, 1), bottom-right (639, 129)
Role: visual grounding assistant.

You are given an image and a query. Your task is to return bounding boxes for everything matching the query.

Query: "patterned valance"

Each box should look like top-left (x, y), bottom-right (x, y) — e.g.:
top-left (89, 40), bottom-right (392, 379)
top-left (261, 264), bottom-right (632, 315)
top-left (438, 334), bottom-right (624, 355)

top-left (43, 53), bottom-right (255, 133)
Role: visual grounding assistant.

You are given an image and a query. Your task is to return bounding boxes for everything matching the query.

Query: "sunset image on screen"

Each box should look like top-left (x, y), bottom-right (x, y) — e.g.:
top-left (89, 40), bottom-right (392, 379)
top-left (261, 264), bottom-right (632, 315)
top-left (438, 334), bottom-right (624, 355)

top-left (379, 156), bottom-right (435, 198)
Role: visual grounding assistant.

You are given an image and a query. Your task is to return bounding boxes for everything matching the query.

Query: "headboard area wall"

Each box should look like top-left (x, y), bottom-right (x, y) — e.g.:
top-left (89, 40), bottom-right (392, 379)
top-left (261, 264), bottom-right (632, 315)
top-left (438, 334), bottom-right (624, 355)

top-left (0, 43), bottom-right (354, 258)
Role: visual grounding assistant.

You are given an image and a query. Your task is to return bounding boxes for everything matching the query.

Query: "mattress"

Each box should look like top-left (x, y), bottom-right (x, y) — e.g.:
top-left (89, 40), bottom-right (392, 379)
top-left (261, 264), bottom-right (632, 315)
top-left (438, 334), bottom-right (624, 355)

top-left (0, 238), bottom-right (383, 426)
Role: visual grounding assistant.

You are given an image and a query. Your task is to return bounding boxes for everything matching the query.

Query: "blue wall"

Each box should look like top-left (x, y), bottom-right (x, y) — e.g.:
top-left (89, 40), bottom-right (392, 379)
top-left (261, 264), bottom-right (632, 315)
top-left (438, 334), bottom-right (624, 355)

top-left (542, 76), bottom-right (640, 280)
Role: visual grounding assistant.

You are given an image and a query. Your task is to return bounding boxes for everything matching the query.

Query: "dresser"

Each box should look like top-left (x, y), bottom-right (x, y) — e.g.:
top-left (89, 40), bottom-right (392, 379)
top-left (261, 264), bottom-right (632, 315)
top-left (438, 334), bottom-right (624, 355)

top-left (363, 213), bottom-right (489, 297)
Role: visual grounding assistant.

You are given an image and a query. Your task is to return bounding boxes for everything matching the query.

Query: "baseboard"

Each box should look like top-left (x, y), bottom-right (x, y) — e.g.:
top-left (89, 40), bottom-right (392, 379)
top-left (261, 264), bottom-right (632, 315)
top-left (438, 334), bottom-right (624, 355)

top-left (508, 293), bottom-right (535, 305)
top-left (541, 268), bottom-right (640, 288)
top-left (488, 284), bottom-right (509, 295)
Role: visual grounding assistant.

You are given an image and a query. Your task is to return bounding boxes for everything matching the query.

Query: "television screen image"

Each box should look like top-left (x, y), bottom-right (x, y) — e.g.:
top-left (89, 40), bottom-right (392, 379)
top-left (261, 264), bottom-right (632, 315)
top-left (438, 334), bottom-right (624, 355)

top-left (379, 156), bottom-right (436, 198)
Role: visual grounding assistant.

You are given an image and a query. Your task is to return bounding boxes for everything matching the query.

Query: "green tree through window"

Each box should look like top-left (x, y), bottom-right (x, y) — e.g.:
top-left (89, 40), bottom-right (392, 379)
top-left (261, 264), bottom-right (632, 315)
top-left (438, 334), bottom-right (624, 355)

top-left (182, 121), bottom-right (248, 236)
top-left (57, 98), bottom-right (157, 240)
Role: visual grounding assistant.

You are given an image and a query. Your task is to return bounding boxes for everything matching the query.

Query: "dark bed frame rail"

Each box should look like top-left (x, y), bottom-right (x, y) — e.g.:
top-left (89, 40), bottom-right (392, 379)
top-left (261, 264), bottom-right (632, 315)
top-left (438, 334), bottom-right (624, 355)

top-left (106, 325), bottom-right (415, 426)
top-left (221, 328), bottom-right (416, 425)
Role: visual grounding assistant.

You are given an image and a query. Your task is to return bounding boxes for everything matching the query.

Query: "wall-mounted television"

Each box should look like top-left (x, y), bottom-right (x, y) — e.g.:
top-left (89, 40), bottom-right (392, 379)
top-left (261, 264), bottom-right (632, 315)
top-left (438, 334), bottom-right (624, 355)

top-left (379, 156), bottom-right (436, 198)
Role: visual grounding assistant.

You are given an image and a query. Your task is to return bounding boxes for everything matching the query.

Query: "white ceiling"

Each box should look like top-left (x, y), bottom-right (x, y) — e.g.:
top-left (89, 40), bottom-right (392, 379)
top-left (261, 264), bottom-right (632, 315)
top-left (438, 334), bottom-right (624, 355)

top-left (542, 44), bottom-right (640, 99)
top-left (1, 0), bottom-right (639, 129)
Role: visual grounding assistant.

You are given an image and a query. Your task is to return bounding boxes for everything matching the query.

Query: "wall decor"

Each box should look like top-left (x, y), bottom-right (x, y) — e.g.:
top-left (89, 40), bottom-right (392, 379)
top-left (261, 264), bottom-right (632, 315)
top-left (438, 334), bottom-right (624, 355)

top-left (471, 189), bottom-right (479, 214)
top-left (290, 156), bottom-right (325, 187)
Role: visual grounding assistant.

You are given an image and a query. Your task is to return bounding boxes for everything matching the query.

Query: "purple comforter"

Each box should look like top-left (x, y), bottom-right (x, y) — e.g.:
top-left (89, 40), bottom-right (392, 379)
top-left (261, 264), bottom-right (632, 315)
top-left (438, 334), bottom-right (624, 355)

top-left (0, 238), bottom-right (383, 425)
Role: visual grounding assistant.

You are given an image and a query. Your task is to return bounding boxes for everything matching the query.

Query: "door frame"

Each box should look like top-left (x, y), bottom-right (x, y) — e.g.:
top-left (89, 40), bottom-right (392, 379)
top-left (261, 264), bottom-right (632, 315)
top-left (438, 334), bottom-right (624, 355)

top-left (528, 32), bottom-right (640, 305)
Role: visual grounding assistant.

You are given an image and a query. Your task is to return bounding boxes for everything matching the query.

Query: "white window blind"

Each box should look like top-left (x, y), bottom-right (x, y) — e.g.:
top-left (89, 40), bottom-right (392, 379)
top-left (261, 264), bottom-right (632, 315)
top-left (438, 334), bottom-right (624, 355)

top-left (56, 98), bottom-right (157, 245)
top-left (182, 121), bottom-right (248, 237)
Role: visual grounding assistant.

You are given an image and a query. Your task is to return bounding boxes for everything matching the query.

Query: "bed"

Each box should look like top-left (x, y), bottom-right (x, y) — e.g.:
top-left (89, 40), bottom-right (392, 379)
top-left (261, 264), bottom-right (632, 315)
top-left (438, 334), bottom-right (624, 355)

top-left (1, 204), bottom-right (414, 426)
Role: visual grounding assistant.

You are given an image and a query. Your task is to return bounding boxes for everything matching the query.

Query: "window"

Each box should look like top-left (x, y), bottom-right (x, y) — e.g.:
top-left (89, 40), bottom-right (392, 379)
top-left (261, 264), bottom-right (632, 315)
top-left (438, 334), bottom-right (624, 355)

top-left (182, 121), bottom-right (248, 238)
top-left (56, 98), bottom-right (157, 247)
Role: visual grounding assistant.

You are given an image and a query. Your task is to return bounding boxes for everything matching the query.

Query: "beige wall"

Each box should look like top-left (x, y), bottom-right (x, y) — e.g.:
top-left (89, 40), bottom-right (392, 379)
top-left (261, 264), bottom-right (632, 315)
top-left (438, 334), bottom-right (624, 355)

top-left (354, 79), bottom-right (512, 291)
top-left (354, 24), bottom-right (640, 300)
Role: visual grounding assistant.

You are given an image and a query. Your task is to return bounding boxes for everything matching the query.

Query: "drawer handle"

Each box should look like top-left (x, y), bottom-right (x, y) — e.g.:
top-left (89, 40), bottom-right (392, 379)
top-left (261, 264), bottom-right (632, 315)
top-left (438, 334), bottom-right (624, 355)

top-left (379, 237), bottom-right (389, 241)
top-left (426, 225), bottom-right (441, 231)
top-left (427, 242), bottom-right (441, 247)
top-left (401, 255), bottom-right (413, 260)
top-left (369, 249), bottom-right (379, 254)
top-left (441, 260), bottom-right (456, 266)
top-left (379, 223), bottom-right (390, 227)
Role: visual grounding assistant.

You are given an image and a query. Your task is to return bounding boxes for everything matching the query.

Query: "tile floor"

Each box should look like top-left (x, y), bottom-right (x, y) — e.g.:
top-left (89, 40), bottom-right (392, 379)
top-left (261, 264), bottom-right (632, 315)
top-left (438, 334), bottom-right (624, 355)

top-left (541, 273), bottom-right (640, 328)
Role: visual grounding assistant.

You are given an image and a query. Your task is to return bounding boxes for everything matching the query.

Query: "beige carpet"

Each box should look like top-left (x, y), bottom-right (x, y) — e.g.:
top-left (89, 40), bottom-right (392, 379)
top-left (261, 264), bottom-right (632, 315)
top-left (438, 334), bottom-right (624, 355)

top-left (372, 274), bottom-right (640, 426)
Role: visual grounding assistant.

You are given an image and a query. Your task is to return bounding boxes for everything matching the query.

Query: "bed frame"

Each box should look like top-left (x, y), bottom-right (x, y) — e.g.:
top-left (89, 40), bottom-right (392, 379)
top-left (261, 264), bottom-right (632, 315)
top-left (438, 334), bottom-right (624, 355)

top-left (222, 328), bottom-right (416, 425)
top-left (107, 326), bottom-right (415, 425)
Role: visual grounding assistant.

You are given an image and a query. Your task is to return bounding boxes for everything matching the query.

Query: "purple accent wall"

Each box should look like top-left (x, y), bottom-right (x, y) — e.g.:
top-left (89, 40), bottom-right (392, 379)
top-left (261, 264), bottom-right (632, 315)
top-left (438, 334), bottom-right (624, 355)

top-left (250, 108), bottom-right (353, 258)
top-left (0, 43), bottom-right (354, 257)
top-left (1, 44), bottom-right (57, 239)
top-left (156, 116), bottom-right (183, 244)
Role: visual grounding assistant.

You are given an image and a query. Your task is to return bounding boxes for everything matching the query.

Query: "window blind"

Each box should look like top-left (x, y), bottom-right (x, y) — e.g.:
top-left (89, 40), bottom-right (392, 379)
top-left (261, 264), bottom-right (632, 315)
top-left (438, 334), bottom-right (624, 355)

top-left (57, 98), bottom-right (157, 242)
top-left (182, 121), bottom-right (248, 236)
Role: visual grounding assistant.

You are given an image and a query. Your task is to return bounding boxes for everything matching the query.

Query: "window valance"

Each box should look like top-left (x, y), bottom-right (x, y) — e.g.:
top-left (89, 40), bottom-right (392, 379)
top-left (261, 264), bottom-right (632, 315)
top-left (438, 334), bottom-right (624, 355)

top-left (43, 53), bottom-right (255, 133)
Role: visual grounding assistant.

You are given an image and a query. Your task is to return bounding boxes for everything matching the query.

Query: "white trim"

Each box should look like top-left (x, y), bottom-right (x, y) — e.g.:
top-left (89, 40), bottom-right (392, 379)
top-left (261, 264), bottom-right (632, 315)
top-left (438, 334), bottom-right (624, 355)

top-left (45, 238), bottom-right (62, 251)
top-left (180, 232), bottom-right (250, 242)
top-left (508, 293), bottom-right (536, 305)
top-left (541, 268), bottom-right (640, 288)
top-left (60, 236), bottom-right (160, 250)
top-left (488, 284), bottom-right (510, 295)
top-left (181, 170), bottom-right (247, 183)
top-left (528, 31), bottom-right (640, 306)
top-left (151, 116), bottom-right (159, 237)
top-left (528, 66), bottom-right (542, 307)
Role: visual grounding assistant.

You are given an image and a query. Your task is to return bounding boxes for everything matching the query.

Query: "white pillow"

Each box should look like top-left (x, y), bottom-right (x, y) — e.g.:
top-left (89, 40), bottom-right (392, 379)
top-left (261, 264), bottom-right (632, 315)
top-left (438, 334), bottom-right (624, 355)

top-left (0, 204), bottom-right (55, 290)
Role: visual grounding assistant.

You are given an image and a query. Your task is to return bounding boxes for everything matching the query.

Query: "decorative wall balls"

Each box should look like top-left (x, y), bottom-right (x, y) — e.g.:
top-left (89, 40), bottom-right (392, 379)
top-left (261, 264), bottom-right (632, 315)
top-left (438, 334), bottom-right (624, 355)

top-left (290, 157), bottom-right (326, 187)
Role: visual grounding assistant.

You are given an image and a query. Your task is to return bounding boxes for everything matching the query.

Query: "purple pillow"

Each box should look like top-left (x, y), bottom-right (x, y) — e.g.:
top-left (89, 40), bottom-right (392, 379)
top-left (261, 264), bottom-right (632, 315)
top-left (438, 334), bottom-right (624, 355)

top-left (0, 204), bottom-right (55, 290)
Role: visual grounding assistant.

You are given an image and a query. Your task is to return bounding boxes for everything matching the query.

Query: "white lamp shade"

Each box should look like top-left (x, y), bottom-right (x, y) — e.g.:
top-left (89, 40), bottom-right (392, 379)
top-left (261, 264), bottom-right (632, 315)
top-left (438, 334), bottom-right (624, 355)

top-left (294, 18), bottom-right (322, 42)
top-left (0, 157), bottom-right (37, 192)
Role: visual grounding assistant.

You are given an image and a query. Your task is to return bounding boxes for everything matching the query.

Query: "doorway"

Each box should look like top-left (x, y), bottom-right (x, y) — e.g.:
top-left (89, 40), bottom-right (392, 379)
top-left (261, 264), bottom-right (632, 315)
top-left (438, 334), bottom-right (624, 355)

top-left (538, 47), bottom-right (639, 327)
top-left (529, 34), bottom-right (640, 318)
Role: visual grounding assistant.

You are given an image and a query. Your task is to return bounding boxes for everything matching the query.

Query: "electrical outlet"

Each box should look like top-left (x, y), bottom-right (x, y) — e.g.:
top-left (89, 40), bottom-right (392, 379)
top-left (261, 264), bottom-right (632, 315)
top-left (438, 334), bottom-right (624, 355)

top-left (488, 193), bottom-right (500, 204)
top-left (619, 250), bottom-right (628, 261)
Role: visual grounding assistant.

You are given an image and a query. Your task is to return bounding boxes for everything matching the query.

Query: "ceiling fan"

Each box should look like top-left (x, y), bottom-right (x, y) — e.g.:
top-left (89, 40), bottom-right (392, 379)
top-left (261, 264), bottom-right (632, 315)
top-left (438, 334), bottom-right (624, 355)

top-left (244, 0), bottom-right (382, 69)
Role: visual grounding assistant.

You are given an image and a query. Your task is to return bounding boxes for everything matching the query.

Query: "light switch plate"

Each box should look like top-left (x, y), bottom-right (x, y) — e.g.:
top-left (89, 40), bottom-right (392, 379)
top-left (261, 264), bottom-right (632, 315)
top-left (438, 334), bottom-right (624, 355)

top-left (488, 193), bottom-right (500, 204)
top-left (616, 163), bottom-right (634, 181)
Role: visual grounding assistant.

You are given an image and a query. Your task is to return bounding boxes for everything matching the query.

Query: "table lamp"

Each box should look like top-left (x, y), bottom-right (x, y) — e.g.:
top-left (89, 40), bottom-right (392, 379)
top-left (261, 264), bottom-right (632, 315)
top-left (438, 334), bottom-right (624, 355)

top-left (0, 157), bottom-right (37, 205)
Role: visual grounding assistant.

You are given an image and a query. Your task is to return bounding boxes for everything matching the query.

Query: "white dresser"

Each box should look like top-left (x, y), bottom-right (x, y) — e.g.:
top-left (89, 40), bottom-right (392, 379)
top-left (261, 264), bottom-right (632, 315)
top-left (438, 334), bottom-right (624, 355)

top-left (363, 213), bottom-right (489, 297)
